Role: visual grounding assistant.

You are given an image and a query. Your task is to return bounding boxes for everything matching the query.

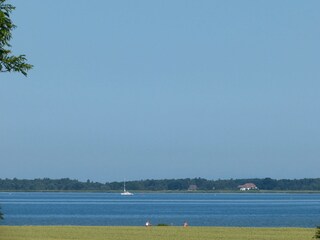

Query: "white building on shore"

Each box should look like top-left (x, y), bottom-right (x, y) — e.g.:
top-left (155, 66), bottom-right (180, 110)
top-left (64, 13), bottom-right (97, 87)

top-left (238, 183), bottom-right (258, 191)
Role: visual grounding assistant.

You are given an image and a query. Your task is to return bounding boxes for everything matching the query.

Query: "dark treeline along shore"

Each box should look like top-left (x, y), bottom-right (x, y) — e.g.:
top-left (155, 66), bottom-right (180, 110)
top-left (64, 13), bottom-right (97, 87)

top-left (1, 177), bottom-right (320, 192)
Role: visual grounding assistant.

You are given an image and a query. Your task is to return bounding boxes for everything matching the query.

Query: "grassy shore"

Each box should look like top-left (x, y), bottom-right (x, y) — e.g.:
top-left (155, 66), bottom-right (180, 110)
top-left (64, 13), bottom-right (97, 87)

top-left (0, 226), bottom-right (315, 240)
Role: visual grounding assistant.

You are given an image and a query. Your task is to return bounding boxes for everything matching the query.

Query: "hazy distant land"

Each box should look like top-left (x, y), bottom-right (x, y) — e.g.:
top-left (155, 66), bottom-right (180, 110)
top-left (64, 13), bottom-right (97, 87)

top-left (1, 177), bottom-right (320, 192)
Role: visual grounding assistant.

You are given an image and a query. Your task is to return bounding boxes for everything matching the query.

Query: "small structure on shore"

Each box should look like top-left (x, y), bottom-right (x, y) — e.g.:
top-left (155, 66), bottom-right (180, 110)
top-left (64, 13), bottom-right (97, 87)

top-left (188, 184), bottom-right (198, 191)
top-left (238, 183), bottom-right (258, 191)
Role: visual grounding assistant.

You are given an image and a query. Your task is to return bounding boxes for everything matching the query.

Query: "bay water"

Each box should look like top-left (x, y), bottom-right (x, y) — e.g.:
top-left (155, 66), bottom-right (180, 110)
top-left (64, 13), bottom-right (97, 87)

top-left (1, 192), bottom-right (320, 227)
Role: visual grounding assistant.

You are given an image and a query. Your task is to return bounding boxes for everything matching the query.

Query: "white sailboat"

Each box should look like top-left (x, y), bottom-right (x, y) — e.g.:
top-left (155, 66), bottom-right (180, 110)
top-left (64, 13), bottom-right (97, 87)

top-left (121, 181), bottom-right (133, 196)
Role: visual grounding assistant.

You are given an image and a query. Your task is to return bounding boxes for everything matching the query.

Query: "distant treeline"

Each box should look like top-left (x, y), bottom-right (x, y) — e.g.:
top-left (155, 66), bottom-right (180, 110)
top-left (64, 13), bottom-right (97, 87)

top-left (1, 177), bottom-right (320, 191)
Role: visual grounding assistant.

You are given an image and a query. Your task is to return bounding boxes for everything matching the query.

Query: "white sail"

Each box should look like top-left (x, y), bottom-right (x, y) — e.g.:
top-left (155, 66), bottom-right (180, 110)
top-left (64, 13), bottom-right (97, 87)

top-left (121, 181), bottom-right (133, 196)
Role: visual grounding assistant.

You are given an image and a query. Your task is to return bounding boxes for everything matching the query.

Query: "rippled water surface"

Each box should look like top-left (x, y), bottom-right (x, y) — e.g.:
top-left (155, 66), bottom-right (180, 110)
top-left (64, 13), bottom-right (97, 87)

top-left (1, 192), bottom-right (320, 227)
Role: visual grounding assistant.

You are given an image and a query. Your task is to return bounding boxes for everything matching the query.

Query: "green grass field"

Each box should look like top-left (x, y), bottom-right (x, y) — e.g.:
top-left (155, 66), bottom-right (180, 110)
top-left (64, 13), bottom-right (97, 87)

top-left (0, 226), bottom-right (315, 240)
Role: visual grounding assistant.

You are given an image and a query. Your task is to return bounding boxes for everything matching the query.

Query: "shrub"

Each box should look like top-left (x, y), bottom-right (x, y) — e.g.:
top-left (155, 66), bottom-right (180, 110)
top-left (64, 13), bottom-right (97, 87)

top-left (314, 226), bottom-right (320, 239)
top-left (157, 223), bottom-right (170, 226)
top-left (0, 206), bottom-right (3, 220)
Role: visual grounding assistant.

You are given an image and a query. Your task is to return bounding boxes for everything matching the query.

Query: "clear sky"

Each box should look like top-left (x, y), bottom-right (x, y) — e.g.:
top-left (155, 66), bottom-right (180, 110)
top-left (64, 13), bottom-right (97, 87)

top-left (1, 1), bottom-right (319, 182)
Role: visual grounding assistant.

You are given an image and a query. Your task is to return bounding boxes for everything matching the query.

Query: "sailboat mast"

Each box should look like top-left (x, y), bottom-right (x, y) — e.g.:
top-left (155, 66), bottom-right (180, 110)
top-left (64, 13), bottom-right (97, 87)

top-left (120, 180), bottom-right (133, 195)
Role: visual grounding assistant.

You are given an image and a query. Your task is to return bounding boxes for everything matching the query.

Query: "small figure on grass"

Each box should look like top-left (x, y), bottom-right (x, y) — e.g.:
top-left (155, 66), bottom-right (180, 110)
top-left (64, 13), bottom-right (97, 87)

top-left (145, 220), bottom-right (152, 227)
top-left (183, 221), bottom-right (189, 227)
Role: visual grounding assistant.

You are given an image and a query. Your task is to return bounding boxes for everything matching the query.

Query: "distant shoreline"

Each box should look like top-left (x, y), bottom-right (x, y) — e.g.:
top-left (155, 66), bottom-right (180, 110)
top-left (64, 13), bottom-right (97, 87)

top-left (2, 177), bottom-right (320, 192)
top-left (1, 190), bottom-right (320, 193)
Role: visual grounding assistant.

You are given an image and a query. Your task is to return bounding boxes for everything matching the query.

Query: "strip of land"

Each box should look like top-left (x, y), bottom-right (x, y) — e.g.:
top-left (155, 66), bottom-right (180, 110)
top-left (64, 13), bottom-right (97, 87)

top-left (0, 226), bottom-right (315, 240)
top-left (2, 177), bottom-right (320, 192)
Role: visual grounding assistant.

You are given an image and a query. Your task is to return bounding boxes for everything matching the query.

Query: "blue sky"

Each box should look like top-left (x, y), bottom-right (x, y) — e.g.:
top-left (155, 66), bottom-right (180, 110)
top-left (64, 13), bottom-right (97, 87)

top-left (1, 1), bottom-right (319, 182)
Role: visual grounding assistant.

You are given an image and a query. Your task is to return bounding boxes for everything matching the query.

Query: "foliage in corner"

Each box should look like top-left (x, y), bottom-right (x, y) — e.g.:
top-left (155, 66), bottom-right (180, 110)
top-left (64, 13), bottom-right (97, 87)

top-left (314, 226), bottom-right (320, 239)
top-left (0, 0), bottom-right (33, 76)
top-left (0, 206), bottom-right (3, 220)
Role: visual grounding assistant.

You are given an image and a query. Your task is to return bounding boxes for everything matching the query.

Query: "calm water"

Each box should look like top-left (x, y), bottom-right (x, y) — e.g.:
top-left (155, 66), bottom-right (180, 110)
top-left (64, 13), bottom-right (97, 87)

top-left (1, 192), bottom-right (320, 227)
